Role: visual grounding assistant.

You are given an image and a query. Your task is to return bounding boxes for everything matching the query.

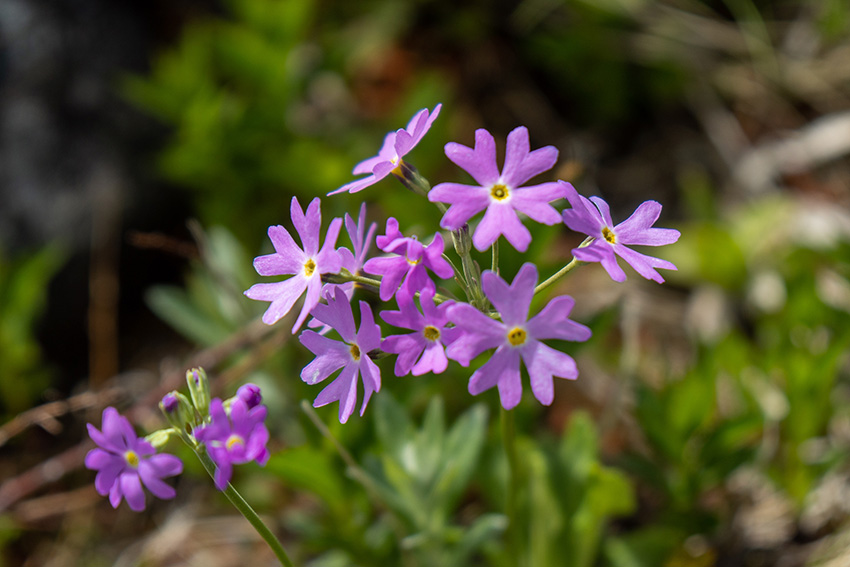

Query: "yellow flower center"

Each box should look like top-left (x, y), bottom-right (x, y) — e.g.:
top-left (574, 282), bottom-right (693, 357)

top-left (391, 157), bottom-right (404, 176)
top-left (423, 326), bottom-right (441, 341)
top-left (602, 226), bottom-right (616, 244)
top-left (124, 450), bottom-right (140, 468)
top-left (490, 184), bottom-right (509, 201)
top-left (304, 259), bottom-right (316, 277)
top-left (507, 327), bottom-right (527, 346)
top-left (226, 434), bottom-right (245, 450)
top-left (350, 344), bottom-right (361, 361)
top-left (407, 257), bottom-right (421, 266)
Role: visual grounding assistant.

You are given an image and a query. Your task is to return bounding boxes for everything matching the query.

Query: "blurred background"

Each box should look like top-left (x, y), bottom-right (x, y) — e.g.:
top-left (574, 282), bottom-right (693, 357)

top-left (1, 0), bottom-right (849, 565)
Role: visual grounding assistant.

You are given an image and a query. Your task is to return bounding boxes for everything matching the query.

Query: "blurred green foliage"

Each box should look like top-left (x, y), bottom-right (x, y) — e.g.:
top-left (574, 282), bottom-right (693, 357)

top-left (146, 225), bottom-right (262, 346)
top-left (122, 0), bottom-right (451, 248)
top-left (0, 245), bottom-right (64, 417)
top-left (117, 0), bottom-right (850, 565)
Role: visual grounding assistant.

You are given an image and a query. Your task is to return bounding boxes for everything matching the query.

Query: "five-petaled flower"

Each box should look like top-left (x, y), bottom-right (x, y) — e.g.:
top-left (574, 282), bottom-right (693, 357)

top-left (194, 396), bottom-right (271, 490)
top-left (560, 181), bottom-right (680, 283)
top-left (381, 288), bottom-right (460, 377)
top-left (446, 263), bottom-right (591, 410)
top-left (429, 126), bottom-right (567, 252)
top-left (245, 196), bottom-right (342, 332)
top-left (330, 104), bottom-right (442, 195)
top-left (299, 287), bottom-right (382, 423)
top-left (85, 407), bottom-right (183, 511)
top-left (363, 217), bottom-right (454, 302)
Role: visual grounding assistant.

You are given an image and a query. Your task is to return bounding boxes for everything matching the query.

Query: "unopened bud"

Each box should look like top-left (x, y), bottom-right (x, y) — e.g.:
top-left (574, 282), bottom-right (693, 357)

top-left (236, 383), bottom-right (263, 409)
top-left (159, 390), bottom-right (195, 433)
top-left (186, 367), bottom-right (211, 416)
top-left (145, 428), bottom-right (175, 450)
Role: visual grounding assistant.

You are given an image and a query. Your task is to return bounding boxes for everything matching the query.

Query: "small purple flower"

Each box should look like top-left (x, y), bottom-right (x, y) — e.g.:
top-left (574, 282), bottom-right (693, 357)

top-left (446, 263), bottom-right (591, 410)
top-left (429, 126), bottom-right (568, 252)
top-left (85, 407), bottom-right (183, 511)
top-left (236, 383), bottom-right (263, 409)
top-left (245, 197), bottom-right (343, 332)
top-left (560, 181), bottom-right (680, 283)
top-left (363, 218), bottom-right (454, 302)
top-left (308, 204), bottom-right (377, 334)
top-left (330, 104), bottom-right (442, 195)
top-left (194, 397), bottom-right (270, 490)
top-left (381, 288), bottom-right (460, 377)
top-left (299, 287), bottom-right (382, 423)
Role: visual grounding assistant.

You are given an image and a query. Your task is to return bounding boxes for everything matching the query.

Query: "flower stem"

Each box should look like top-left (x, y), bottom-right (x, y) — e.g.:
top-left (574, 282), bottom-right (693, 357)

top-left (327, 269), bottom-right (453, 305)
top-left (393, 166), bottom-right (488, 311)
top-left (500, 407), bottom-right (522, 564)
top-left (195, 449), bottom-right (295, 567)
top-left (491, 240), bottom-right (500, 276)
top-left (533, 237), bottom-right (593, 296)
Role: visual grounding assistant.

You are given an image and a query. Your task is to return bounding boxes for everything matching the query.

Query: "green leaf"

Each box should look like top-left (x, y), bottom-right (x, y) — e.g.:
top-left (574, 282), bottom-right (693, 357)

top-left (411, 396), bottom-right (445, 485)
top-left (373, 393), bottom-right (415, 464)
top-left (449, 513), bottom-right (507, 566)
top-left (146, 285), bottom-right (231, 346)
top-left (432, 403), bottom-right (488, 514)
top-left (603, 527), bottom-right (687, 567)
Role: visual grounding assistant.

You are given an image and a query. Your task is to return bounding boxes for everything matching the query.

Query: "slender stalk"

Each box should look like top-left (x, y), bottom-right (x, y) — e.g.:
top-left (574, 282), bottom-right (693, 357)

top-left (533, 237), bottom-right (593, 296)
top-left (329, 270), bottom-right (452, 305)
top-left (337, 272), bottom-right (383, 289)
top-left (393, 164), bottom-right (488, 311)
top-left (195, 450), bottom-right (295, 567)
top-left (491, 240), bottom-right (500, 276)
top-left (450, 225), bottom-right (486, 310)
top-left (500, 407), bottom-right (521, 565)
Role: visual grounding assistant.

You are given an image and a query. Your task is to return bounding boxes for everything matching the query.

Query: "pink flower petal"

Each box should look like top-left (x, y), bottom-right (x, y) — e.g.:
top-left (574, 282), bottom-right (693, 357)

top-left (444, 129), bottom-right (500, 187)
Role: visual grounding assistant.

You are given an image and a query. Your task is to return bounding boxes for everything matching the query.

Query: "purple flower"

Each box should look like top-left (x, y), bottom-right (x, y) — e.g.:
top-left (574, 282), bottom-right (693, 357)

top-left (446, 264), bottom-right (591, 410)
top-left (330, 104), bottom-right (442, 195)
top-left (560, 181), bottom-right (680, 283)
top-left (85, 407), bottom-right (183, 511)
top-left (381, 288), bottom-right (460, 377)
top-left (194, 397), bottom-right (270, 490)
top-left (363, 218), bottom-right (454, 302)
top-left (429, 126), bottom-right (568, 252)
top-left (245, 197), bottom-right (343, 332)
top-left (299, 287), bottom-right (382, 423)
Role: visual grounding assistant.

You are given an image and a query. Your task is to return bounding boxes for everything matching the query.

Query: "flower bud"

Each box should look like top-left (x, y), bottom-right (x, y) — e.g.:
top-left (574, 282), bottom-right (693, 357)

top-left (186, 367), bottom-right (211, 416)
top-left (159, 390), bottom-right (195, 433)
top-left (236, 383), bottom-right (263, 409)
top-left (144, 428), bottom-right (176, 450)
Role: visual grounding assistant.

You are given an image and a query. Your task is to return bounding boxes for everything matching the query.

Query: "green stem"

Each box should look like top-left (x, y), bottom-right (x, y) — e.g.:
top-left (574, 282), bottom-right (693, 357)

top-left (195, 450), bottom-right (295, 567)
top-left (500, 407), bottom-right (521, 564)
top-left (451, 225), bottom-right (487, 310)
top-left (392, 164), bottom-right (488, 311)
top-left (326, 270), bottom-right (452, 305)
top-left (491, 240), bottom-right (500, 276)
top-left (533, 237), bottom-right (593, 296)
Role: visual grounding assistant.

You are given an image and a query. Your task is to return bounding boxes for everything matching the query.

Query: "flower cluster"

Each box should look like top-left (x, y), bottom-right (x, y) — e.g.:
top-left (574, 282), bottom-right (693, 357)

top-left (245, 104), bottom-right (681, 420)
top-left (85, 369), bottom-right (270, 510)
